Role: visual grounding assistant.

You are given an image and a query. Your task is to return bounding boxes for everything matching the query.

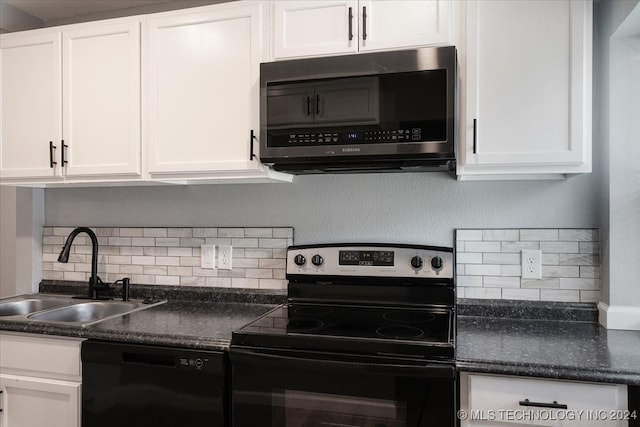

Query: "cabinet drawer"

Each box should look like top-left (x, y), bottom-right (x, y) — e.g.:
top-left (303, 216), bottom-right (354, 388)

top-left (0, 333), bottom-right (83, 379)
top-left (465, 374), bottom-right (628, 427)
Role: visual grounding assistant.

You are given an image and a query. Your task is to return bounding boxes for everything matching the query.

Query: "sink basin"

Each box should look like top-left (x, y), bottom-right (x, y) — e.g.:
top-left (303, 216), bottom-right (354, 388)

top-left (27, 300), bottom-right (164, 326)
top-left (0, 294), bottom-right (166, 327)
top-left (0, 297), bottom-right (73, 316)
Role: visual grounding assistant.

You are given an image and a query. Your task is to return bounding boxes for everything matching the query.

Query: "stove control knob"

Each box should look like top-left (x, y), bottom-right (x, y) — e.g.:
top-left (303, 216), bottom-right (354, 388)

top-left (294, 254), bottom-right (306, 266)
top-left (410, 256), bottom-right (423, 270)
top-left (431, 256), bottom-right (444, 270)
top-left (311, 254), bottom-right (324, 266)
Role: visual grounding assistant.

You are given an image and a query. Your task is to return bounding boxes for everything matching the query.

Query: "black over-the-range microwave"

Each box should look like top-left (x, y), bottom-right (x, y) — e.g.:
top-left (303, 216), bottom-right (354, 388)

top-left (259, 46), bottom-right (456, 174)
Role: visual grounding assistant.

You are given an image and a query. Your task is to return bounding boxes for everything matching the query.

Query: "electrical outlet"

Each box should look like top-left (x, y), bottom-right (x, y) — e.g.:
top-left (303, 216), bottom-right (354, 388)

top-left (521, 249), bottom-right (542, 279)
top-left (218, 245), bottom-right (232, 270)
top-left (201, 244), bottom-right (216, 269)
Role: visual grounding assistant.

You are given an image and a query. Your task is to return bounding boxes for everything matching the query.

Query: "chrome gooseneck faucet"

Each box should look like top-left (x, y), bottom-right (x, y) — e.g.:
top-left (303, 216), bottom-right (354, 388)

top-left (58, 227), bottom-right (108, 299)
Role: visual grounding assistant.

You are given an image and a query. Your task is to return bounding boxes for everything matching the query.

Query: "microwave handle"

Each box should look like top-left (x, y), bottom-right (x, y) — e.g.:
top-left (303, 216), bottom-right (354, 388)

top-left (362, 6), bottom-right (367, 41)
top-left (231, 347), bottom-right (454, 379)
top-left (473, 118), bottom-right (477, 154)
top-left (249, 129), bottom-right (257, 161)
top-left (348, 7), bottom-right (353, 41)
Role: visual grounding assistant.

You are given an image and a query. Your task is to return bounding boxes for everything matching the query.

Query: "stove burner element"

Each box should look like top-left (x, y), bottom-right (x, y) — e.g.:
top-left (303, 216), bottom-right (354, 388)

top-left (293, 306), bottom-right (334, 317)
top-left (287, 318), bottom-right (324, 333)
top-left (383, 311), bottom-right (436, 324)
top-left (376, 326), bottom-right (424, 339)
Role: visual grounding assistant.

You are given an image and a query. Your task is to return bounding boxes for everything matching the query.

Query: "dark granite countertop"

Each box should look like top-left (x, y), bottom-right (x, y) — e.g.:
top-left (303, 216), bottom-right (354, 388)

top-left (0, 283), bottom-right (285, 351)
top-left (457, 300), bottom-right (640, 386)
top-left (2, 287), bottom-right (640, 386)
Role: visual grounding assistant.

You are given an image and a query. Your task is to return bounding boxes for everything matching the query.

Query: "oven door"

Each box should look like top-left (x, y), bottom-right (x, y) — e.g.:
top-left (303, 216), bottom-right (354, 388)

top-left (230, 347), bottom-right (455, 427)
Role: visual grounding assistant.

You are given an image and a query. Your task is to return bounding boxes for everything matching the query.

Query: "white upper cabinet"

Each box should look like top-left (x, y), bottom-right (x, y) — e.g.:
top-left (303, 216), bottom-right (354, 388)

top-left (1, 32), bottom-right (63, 180)
top-left (358, 0), bottom-right (451, 52)
top-left (0, 17), bottom-right (142, 184)
top-left (62, 20), bottom-right (141, 178)
top-left (145, 2), bottom-right (268, 177)
top-left (458, 0), bottom-right (592, 179)
top-left (272, 0), bottom-right (452, 60)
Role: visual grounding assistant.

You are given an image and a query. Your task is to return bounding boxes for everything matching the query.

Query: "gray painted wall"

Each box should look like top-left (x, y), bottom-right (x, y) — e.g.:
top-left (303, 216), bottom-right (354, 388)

top-left (45, 172), bottom-right (600, 247)
top-left (594, 0), bottom-right (640, 307)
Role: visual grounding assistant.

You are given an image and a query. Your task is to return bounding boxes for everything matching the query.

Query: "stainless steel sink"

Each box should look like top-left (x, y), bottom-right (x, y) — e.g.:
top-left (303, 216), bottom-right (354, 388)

top-left (0, 294), bottom-right (166, 326)
top-left (0, 296), bottom-right (74, 316)
top-left (28, 301), bottom-right (140, 324)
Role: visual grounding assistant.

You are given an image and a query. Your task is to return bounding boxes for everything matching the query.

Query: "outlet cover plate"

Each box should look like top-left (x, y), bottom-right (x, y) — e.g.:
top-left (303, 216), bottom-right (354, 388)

top-left (521, 249), bottom-right (542, 279)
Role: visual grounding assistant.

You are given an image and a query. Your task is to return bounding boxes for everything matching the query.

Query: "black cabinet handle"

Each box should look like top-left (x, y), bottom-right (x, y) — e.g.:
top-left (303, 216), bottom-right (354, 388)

top-left (316, 94), bottom-right (320, 115)
top-left (49, 141), bottom-right (57, 168)
top-left (306, 96), bottom-right (311, 116)
top-left (61, 140), bottom-right (68, 166)
top-left (362, 6), bottom-right (367, 41)
top-left (348, 7), bottom-right (353, 41)
top-left (472, 119), bottom-right (477, 154)
top-left (519, 399), bottom-right (568, 410)
top-left (249, 129), bottom-right (257, 161)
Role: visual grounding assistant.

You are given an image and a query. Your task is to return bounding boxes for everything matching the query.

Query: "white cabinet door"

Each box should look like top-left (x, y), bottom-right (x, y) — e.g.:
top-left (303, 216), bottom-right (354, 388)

top-left (0, 31), bottom-right (63, 180)
top-left (146, 2), bottom-right (265, 175)
top-left (358, 0), bottom-right (451, 52)
top-left (0, 374), bottom-right (81, 427)
top-left (62, 19), bottom-right (141, 178)
top-left (460, 373), bottom-right (628, 427)
top-left (272, 0), bottom-right (452, 60)
top-left (272, 1), bottom-right (357, 59)
top-left (458, 0), bottom-right (592, 178)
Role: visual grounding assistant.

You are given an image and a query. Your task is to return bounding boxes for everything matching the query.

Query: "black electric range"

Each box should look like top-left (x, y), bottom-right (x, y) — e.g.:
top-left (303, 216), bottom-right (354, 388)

top-left (230, 243), bottom-right (456, 427)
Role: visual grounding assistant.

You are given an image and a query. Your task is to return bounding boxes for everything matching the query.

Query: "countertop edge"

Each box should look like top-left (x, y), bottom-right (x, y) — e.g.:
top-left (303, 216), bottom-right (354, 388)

top-left (457, 360), bottom-right (640, 386)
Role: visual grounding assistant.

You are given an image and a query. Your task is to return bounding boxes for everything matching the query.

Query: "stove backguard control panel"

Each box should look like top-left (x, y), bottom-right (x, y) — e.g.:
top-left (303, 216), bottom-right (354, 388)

top-left (287, 245), bottom-right (454, 279)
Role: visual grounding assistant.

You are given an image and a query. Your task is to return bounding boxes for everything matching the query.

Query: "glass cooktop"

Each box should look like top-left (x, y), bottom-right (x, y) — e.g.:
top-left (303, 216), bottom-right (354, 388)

top-left (233, 303), bottom-right (454, 360)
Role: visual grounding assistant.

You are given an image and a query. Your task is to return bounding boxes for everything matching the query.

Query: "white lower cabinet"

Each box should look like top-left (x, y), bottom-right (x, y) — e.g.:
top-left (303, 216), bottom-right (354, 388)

top-left (460, 373), bottom-right (629, 427)
top-left (0, 333), bottom-right (83, 427)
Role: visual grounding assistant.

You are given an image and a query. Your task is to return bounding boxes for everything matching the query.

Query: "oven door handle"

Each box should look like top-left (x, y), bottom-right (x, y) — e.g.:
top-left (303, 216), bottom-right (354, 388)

top-left (230, 348), bottom-right (455, 379)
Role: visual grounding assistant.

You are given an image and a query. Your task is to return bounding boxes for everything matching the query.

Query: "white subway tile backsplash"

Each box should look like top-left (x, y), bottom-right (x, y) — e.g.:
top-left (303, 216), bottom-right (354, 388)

top-left (456, 253), bottom-right (483, 264)
top-left (218, 228), bottom-right (244, 238)
top-left (540, 241), bottom-right (579, 254)
top-left (483, 229), bottom-right (519, 241)
top-left (502, 288), bottom-right (540, 301)
top-left (465, 287), bottom-right (502, 299)
top-left (167, 247), bottom-right (192, 257)
top-left (580, 290), bottom-right (601, 302)
top-left (483, 253), bottom-right (520, 265)
top-left (559, 229), bottom-right (599, 241)
top-left (143, 228), bottom-right (168, 238)
top-left (43, 227), bottom-right (292, 290)
top-left (521, 278), bottom-right (560, 289)
top-left (579, 242), bottom-right (600, 254)
top-left (456, 230), bottom-right (483, 241)
top-left (483, 276), bottom-right (520, 288)
top-left (521, 229), bottom-right (558, 241)
top-left (541, 289), bottom-right (580, 302)
top-left (501, 241), bottom-right (540, 252)
top-left (560, 278), bottom-right (600, 290)
top-left (542, 265), bottom-right (580, 278)
top-left (245, 228), bottom-right (273, 238)
top-left (501, 265), bottom-right (522, 277)
top-left (120, 228), bottom-right (143, 237)
top-left (465, 264), bottom-right (501, 276)
top-left (457, 228), bottom-right (600, 303)
top-left (464, 241), bottom-right (502, 253)
top-left (457, 276), bottom-right (483, 287)
top-left (132, 237), bottom-right (155, 246)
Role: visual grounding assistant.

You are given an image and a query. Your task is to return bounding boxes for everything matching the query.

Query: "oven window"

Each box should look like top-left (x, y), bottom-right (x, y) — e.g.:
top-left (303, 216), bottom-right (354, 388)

top-left (276, 390), bottom-right (406, 427)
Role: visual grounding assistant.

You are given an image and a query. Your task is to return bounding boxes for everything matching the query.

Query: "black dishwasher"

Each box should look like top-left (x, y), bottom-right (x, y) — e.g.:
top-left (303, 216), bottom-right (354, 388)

top-left (82, 340), bottom-right (226, 427)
